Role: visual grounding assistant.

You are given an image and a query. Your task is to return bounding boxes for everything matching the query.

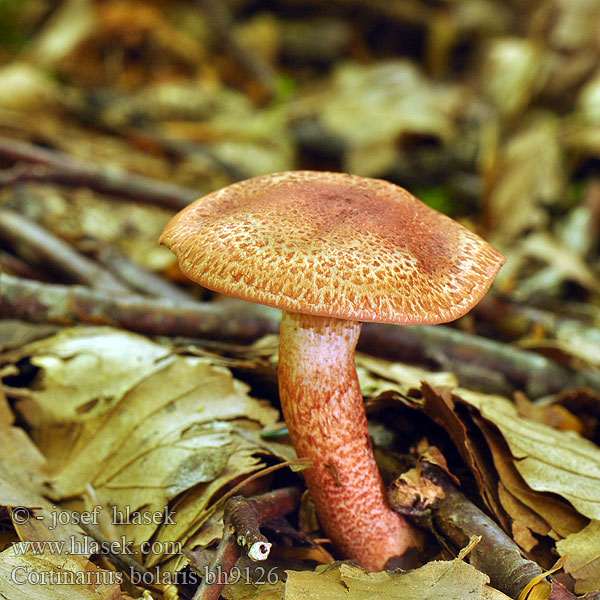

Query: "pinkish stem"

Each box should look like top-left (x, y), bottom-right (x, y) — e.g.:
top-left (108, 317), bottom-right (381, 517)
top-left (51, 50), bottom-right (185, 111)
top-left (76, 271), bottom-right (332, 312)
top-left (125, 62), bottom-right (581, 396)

top-left (278, 311), bottom-right (420, 571)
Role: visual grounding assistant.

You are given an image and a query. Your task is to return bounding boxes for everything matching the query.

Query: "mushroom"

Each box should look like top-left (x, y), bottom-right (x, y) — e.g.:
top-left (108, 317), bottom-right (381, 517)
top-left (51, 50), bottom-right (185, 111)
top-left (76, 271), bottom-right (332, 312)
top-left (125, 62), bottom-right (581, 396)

top-left (159, 171), bottom-right (505, 571)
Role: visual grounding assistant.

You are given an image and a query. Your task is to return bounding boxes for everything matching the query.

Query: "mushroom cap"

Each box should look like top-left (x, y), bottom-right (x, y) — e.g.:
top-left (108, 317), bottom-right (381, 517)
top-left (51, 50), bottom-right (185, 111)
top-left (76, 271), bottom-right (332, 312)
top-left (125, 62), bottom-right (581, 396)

top-left (160, 171), bottom-right (505, 325)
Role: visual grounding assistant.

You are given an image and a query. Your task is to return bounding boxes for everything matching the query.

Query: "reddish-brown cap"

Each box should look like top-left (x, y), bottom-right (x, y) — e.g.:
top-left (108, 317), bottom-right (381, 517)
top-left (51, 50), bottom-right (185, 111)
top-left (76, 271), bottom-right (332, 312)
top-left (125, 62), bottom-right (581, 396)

top-left (160, 171), bottom-right (505, 324)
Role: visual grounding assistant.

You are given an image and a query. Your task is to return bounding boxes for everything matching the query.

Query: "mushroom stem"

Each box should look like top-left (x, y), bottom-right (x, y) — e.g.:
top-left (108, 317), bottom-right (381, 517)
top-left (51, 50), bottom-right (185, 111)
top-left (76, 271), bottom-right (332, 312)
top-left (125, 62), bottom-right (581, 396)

top-left (278, 311), bottom-right (420, 571)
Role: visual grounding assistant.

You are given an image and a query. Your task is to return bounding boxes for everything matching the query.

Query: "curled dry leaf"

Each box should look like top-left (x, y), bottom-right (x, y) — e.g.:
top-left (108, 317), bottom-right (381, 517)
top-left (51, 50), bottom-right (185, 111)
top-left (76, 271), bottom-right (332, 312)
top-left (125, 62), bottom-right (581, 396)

top-left (556, 520), bottom-right (600, 594)
top-left (147, 443), bottom-right (268, 571)
top-left (11, 327), bottom-right (172, 426)
top-left (385, 373), bottom-right (596, 558)
top-left (480, 38), bottom-right (547, 119)
top-left (474, 416), bottom-right (587, 540)
top-left (356, 354), bottom-right (458, 398)
top-left (420, 383), bottom-right (507, 525)
top-left (390, 467), bottom-right (445, 513)
top-left (496, 481), bottom-right (550, 551)
top-left (458, 387), bottom-right (600, 521)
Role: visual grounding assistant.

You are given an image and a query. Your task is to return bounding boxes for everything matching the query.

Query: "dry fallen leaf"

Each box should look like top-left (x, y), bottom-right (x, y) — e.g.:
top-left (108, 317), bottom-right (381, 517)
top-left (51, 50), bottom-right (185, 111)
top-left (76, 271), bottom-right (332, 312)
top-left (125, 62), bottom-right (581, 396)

top-left (0, 426), bottom-right (47, 510)
top-left (12, 327), bottom-right (172, 426)
top-left (6, 326), bottom-right (281, 574)
top-left (223, 580), bottom-right (285, 600)
top-left (0, 386), bottom-right (14, 426)
top-left (485, 116), bottom-right (566, 249)
top-left (515, 232), bottom-right (600, 297)
top-left (0, 63), bottom-right (60, 113)
top-left (24, 0), bottom-right (97, 67)
top-left (0, 426), bottom-right (89, 552)
top-left (458, 387), bottom-right (600, 521)
top-left (420, 383), bottom-right (507, 524)
top-left (0, 546), bottom-right (121, 600)
top-left (497, 481), bottom-right (549, 551)
top-left (475, 418), bottom-right (586, 541)
top-left (356, 354), bottom-right (457, 397)
top-left (556, 520), bottom-right (600, 594)
top-left (149, 444), bottom-right (268, 572)
top-left (480, 38), bottom-right (547, 119)
top-left (284, 559), bottom-right (510, 600)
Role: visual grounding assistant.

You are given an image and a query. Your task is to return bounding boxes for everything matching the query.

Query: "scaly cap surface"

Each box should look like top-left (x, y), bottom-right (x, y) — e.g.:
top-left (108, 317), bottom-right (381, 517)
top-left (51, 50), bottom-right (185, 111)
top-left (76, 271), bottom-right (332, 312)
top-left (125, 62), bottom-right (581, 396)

top-left (160, 171), bottom-right (505, 324)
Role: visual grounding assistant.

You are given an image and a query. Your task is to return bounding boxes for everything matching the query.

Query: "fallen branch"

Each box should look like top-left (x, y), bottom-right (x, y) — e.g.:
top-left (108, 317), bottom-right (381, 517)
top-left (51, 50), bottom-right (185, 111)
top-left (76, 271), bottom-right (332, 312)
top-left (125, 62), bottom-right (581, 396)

top-left (359, 321), bottom-right (600, 398)
top-left (192, 520), bottom-right (239, 600)
top-left (0, 249), bottom-right (48, 281)
top-left (0, 274), bottom-right (280, 342)
top-left (62, 100), bottom-right (249, 182)
top-left (390, 462), bottom-right (546, 600)
top-left (0, 210), bottom-right (133, 294)
top-left (0, 135), bottom-right (197, 210)
top-left (192, 487), bottom-right (301, 600)
top-left (476, 294), bottom-right (600, 366)
top-left (227, 496), bottom-right (272, 561)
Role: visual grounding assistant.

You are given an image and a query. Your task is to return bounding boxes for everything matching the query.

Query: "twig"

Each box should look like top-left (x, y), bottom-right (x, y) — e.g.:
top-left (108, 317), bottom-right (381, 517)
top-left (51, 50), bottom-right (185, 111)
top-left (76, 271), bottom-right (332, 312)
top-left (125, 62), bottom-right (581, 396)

top-left (192, 519), bottom-right (239, 600)
top-left (359, 321), bottom-right (600, 398)
top-left (0, 249), bottom-right (48, 281)
top-left (246, 487), bottom-right (303, 524)
top-left (0, 274), bottom-right (280, 342)
top-left (94, 245), bottom-right (199, 303)
top-left (227, 496), bottom-right (271, 561)
top-left (0, 210), bottom-right (133, 294)
top-left (0, 135), bottom-right (197, 210)
top-left (199, 0), bottom-right (277, 99)
top-left (475, 295), bottom-right (573, 337)
top-left (476, 294), bottom-right (600, 352)
top-left (192, 487), bottom-right (301, 600)
top-left (389, 463), bottom-right (545, 600)
top-left (61, 95), bottom-right (249, 182)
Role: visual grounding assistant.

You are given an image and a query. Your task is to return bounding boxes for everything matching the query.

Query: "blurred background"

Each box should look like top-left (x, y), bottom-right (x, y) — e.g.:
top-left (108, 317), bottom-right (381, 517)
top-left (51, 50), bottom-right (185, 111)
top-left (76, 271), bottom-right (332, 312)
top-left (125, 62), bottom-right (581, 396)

top-left (0, 0), bottom-right (599, 306)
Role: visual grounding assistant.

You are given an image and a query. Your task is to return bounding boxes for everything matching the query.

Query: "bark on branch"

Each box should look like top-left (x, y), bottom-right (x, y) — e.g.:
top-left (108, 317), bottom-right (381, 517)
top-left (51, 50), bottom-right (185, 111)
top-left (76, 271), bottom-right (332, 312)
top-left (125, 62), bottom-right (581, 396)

top-left (0, 135), bottom-right (198, 210)
top-left (0, 209), bottom-right (133, 294)
top-left (0, 274), bottom-right (280, 342)
top-left (390, 463), bottom-right (545, 600)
